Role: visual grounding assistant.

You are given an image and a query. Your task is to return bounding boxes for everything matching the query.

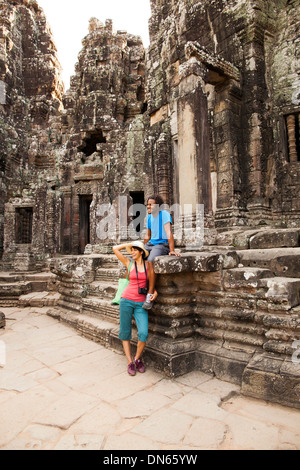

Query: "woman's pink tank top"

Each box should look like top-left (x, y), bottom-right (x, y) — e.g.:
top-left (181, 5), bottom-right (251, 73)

top-left (122, 265), bottom-right (148, 302)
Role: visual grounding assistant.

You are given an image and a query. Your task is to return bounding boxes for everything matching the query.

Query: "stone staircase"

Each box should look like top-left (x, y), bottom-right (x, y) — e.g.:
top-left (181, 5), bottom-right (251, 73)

top-left (0, 271), bottom-right (59, 307)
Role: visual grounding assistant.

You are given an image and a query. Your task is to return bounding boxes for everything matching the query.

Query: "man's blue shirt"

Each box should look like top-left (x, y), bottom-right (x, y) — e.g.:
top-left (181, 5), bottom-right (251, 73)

top-left (146, 210), bottom-right (172, 245)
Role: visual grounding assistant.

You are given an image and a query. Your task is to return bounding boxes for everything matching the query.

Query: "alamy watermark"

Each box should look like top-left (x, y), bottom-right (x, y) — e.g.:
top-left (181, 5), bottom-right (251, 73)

top-left (292, 340), bottom-right (300, 365)
top-left (96, 197), bottom-right (205, 250)
top-left (0, 340), bottom-right (6, 367)
top-left (0, 80), bottom-right (6, 105)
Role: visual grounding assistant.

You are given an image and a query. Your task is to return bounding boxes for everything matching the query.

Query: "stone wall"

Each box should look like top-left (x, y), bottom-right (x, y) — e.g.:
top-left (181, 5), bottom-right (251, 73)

top-left (146, 0), bottom-right (300, 226)
top-left (0, 1), bottom-right (148, 265)
top-left (0, 0), bottom-right (64, 267)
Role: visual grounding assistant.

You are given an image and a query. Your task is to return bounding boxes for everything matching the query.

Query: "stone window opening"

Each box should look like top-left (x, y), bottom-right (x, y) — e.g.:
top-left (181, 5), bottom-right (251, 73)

top-left (15, 207), bottom-right (33, 244)
top-left (285, 112), bottom-right (300, 162)
top-left (78, 130), bottom-right (106, 158)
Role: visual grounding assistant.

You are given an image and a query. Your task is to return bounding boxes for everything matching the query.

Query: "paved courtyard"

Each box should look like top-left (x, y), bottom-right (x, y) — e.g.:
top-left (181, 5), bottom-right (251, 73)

top-left (0, 306), bottom-right (299, 450)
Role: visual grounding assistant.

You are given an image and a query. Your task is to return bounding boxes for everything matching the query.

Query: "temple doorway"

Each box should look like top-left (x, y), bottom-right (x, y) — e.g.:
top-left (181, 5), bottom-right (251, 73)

top-left (79, 195), bottom-right (92, 254)
top-left (129, 191), bottom-right (145, 237)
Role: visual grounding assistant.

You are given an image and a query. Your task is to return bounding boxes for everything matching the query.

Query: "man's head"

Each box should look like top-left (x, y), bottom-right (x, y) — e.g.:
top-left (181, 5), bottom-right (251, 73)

top-left (146, 195), bottom-right (164, 215)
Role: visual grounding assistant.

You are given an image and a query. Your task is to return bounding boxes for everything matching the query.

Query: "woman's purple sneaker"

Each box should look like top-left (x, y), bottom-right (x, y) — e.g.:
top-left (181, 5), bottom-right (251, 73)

top-left (127, 362), bottom-right (136, 376)
top-left (134, 357), bottom-right (145, 373)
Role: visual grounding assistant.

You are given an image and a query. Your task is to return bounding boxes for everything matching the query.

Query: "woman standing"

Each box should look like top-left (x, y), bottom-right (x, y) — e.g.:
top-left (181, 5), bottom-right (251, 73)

top-left (112, 241), bottom-right (157, 376)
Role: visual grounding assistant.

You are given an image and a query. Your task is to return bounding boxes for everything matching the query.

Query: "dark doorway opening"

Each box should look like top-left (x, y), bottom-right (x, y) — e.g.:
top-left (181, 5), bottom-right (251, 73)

top-left (15, 207), bottom-right (33, 244)
top-left (79, 195), bottom-right (92, 254)
top-left (130, 191), bottom-right (145, 236)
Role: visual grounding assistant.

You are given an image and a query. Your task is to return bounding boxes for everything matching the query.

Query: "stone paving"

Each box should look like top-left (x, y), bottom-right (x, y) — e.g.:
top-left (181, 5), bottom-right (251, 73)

top-left (0, 306), bottom-right (299, 450)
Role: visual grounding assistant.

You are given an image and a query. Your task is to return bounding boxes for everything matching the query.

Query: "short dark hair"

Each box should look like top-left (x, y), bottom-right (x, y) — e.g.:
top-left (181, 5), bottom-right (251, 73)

top-left (147, 195), bottom-right (164, 206)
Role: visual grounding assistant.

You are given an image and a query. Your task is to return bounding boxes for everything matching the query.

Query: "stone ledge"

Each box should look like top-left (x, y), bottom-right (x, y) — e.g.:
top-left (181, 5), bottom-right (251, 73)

top-left (153, 251), bottom-right (239, 274)
top-left (249, 229), bottom-right (300, 249)
top-left (216, 228), bottom-right (300, 250)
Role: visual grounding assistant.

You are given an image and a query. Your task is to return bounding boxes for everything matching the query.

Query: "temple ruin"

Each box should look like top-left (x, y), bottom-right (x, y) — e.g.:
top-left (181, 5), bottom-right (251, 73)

top-left (0, 0), bottom-right (299, 409)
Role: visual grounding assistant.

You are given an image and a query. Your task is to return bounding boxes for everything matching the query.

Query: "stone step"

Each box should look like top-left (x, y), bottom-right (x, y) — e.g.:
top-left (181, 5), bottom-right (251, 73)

top-left (237, 247), bottom-right (300, 278)
top-left (259, 277), bottom-right (300, 309)
top-left (0, 271), bottom-right (57, 286)
top-left (0, 272), bottom-right (23, 282)
top-left (216, 228), bottom-right (300, 250)
top-left (0, 281), bottom-right (32, 306)
top-left (97, 254), bottom-right (119, 267)
top-left (18, 291), bottom-right (61, 307)
top-left (88, 280), bottom-right (118, 298)
top-left (95, 268), bottom-right (120, 282)
top-left (81, 297), bottom-right (120, 323)
top-left (223, 267), bottom-right (273, 292)
top-left (47, 309), bottom-right (118, 347)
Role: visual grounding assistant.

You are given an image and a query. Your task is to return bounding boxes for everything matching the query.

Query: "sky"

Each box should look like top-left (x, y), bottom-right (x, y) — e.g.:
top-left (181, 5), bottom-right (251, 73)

top-left (37, 0), bottom-right (151, 90)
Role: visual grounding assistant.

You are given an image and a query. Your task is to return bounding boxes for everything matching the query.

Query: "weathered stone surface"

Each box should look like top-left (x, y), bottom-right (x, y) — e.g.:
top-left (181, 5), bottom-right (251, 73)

top-left (223, 267), bottom-right (273, 293)
top-left (0, 311), bottom-right (5, 328)
top-left (249, 229), bottom-right (300, 249)
top-left (237, 248), bottom-right (300, 278)
top-left (242, 354), bottom-right (300, 410)
top-left (153, 250), bottom-right (239, 274)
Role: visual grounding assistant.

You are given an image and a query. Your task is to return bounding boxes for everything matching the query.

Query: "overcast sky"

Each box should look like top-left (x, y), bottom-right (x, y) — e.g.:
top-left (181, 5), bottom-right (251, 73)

top-left (38, 0), bottom-right (151, 89)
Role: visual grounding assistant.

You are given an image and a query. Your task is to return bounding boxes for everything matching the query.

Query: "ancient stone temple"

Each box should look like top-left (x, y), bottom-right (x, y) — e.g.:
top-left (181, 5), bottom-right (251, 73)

top-left (0, 0), bottom-right (299, 409)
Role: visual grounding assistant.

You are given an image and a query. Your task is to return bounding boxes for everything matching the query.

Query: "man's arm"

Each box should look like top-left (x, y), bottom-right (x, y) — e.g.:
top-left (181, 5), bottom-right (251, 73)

top-left (144, 228), bottom-right (151, 244)
top-left (164, 222), bottom-right (181, 256)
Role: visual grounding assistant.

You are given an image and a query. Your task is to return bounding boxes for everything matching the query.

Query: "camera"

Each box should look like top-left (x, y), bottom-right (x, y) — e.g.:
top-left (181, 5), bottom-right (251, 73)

top-left (139, 287), bottom-right (148, 295)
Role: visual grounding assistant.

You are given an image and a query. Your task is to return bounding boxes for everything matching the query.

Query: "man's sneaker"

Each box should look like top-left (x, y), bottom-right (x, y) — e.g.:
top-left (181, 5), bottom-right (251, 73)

top-left (143, 293), bottom-right (153, 310)
top-left (127, 362), bottom-right (136, 376)
top-left (134, 357), bottom-right (145, 373)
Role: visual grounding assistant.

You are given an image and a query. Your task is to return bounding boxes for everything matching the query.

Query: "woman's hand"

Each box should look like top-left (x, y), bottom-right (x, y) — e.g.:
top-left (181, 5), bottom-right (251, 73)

top-left (149, 290), bottom-right (158, 301)
top-left (112, 243), bottom-right (131, 266)
top-left (113, 243), bottom-right (131, 251)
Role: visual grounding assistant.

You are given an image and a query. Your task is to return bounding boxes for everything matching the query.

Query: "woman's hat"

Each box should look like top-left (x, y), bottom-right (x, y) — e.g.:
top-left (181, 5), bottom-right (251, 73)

top-left (126, 241), bottom-right (149, 259)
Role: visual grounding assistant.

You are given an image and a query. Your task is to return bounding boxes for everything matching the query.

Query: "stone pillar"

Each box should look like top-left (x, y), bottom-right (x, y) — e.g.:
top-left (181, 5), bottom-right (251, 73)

top-left (286, 114), bottom-right (298, 162)
top-left (242, 24), bottom-right (273, 224)
top-left (156, 133), bottom-right (170, 205)
top-left (72, 191), bottom-right (80, 254)
top-left (61, 188), bottom-right (72, 254)
top-left (214, 79), bottom-right (245, 226)
top-left (177, 58), bottom-right (211, 214)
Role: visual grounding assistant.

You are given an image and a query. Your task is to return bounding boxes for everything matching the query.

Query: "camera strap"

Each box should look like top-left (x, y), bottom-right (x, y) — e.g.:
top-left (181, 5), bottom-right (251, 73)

top-left (135, 261), bottom-right (148, 290)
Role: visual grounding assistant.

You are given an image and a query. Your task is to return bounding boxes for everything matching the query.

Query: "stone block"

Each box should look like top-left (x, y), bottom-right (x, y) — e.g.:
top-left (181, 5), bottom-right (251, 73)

top-left (223, 267), bottom-right (273, 292)
top-left (195, 340), bottom-right (251, 385)
top-left (0, 281), bottom-right (31, 297)
top-left (237, 248), bottom-right (300, 278)
top-left (153, 251), bottom-right (239, 275)
top-left (260, 277), bottom-right (300, 309)
top-left (0, 311), bottom-right (5, 328)
top-left (242, 353), bottom-right (300, 409)
top-left (249, 229), bottom-right (300, 249)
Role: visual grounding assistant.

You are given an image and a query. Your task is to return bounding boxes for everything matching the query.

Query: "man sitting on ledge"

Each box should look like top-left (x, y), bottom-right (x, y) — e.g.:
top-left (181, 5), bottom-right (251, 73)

top-left (143, 195), bottom-right (181, 310)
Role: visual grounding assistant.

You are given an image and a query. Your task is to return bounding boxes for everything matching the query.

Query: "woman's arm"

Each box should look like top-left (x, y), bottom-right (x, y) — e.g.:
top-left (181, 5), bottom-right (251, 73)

top-left (112, 243), bottom-right (131, 267)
